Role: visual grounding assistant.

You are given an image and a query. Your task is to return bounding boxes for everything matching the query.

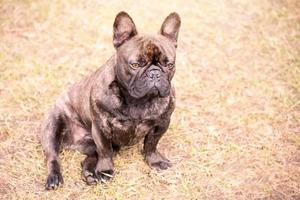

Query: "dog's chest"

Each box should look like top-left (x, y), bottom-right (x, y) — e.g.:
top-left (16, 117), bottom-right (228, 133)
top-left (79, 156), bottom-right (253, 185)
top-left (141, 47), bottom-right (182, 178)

top-left (110, 118), bottom-right (154, 146)
top-left (108, 99), bottom-right (168, 146)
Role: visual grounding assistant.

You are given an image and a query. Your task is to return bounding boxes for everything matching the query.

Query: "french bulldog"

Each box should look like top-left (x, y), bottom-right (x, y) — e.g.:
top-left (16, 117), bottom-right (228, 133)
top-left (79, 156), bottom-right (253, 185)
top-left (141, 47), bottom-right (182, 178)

top-left (40, 11), bottom-right (181, 190)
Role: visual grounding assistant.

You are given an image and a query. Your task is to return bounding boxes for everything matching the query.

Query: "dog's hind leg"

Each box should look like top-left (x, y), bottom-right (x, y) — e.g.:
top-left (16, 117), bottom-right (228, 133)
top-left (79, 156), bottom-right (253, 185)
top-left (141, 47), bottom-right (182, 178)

top-left (40, 107), bottom-right (65, 190)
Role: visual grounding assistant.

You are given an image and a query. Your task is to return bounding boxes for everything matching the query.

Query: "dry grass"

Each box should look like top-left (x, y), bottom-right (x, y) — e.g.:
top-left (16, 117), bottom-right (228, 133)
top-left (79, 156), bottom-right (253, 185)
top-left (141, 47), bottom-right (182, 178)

top-left (0, 0), bottom-right (299, 199)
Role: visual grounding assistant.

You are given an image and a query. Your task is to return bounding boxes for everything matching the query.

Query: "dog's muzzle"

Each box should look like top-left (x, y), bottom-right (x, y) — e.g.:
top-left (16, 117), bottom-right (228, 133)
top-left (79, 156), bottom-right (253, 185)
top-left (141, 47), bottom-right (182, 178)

top-left (129, 65), bottom-right (170, 99)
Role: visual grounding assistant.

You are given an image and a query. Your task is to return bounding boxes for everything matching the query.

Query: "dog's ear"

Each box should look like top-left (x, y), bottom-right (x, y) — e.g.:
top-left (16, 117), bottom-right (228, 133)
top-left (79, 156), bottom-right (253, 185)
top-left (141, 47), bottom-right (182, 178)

top-left (113, 11), bottom-right (137, 48)
top-left (160, 12), bottom-right (181, 45)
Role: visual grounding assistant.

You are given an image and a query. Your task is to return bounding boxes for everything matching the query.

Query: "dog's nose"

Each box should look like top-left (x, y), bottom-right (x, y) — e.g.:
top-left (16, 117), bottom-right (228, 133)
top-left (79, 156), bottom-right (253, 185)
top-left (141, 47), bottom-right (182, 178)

top-left (148, 70), bottom-right (161, 80)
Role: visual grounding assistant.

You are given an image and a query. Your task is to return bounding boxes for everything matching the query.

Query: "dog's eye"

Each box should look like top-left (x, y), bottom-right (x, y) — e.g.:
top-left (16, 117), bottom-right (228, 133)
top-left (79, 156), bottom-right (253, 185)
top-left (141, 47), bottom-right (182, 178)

top-left (130, 63), bottom-right (140, 69)
top-left (166, 63), bottom-right (175, 69)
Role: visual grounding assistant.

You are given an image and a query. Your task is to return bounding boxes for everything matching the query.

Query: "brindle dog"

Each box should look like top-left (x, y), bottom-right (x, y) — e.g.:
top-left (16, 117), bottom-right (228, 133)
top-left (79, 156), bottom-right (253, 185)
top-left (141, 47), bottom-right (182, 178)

top-left (40, 11), bottom-right (181, 190)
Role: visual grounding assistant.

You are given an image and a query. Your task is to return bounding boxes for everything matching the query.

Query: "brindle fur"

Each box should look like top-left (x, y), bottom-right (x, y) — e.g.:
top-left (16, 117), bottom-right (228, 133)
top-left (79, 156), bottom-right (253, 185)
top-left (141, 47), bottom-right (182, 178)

top-left (40, 11), bottom-right (181, 190)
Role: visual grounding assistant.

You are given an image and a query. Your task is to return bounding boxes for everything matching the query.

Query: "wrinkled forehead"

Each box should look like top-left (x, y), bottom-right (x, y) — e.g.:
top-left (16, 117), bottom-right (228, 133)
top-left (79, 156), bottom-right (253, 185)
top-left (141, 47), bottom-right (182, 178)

top-left (119, 35), bottom-right (176, 63)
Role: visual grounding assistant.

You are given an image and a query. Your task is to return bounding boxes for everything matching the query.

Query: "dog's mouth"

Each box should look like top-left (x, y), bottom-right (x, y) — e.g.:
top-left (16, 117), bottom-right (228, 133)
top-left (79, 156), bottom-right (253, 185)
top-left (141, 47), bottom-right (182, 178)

top-left (127, 68), bottom-right (171, 99)
top-left (130, 84), bottom-right (170, 99)
top-left (146, 86), bottom-right (160, 97)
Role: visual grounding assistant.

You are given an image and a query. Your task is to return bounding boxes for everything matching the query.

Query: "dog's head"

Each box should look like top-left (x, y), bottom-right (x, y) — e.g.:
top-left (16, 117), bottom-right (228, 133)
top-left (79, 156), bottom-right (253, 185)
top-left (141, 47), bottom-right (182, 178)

top-left (113, 12), bottom-right (181, 99)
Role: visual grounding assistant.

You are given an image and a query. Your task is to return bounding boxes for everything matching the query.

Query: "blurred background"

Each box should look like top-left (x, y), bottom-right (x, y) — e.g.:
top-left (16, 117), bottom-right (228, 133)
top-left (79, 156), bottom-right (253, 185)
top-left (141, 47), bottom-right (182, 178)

top-left (0, 0), bottom-right (299, 199)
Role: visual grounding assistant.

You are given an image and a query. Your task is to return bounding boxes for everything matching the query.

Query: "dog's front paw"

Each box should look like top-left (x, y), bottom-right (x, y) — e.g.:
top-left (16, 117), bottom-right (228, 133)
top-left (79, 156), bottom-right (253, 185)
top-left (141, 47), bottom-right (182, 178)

top-left (45, 171), bottom-right (64, 190)
top-left (95, 157), bottom-right (114, 182)
top-left (145, 151), bottom-right (172, 170)
top-left (82, 169), bottom-right (98, 185)
top-left (95, 169), bottom-right (114, 182)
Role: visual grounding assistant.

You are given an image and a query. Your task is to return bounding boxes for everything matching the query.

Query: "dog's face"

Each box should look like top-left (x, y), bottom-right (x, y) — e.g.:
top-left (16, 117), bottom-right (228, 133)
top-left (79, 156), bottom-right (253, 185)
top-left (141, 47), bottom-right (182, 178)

top-left (112, 12), bottom-right (181, 99)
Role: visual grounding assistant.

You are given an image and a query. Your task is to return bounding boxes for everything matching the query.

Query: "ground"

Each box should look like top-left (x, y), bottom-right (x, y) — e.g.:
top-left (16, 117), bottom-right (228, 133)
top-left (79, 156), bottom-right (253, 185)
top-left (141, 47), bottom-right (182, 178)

top-left (0, 0), bottom-right (299, 199)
